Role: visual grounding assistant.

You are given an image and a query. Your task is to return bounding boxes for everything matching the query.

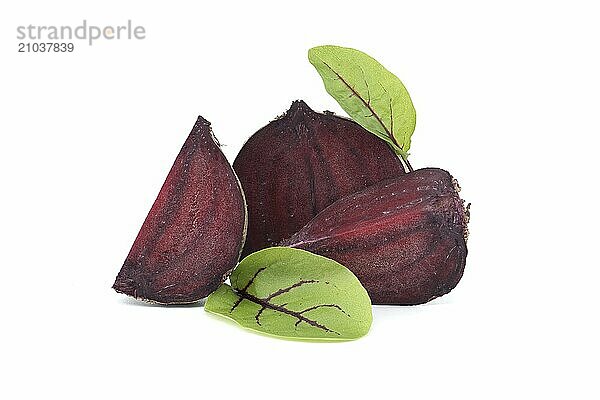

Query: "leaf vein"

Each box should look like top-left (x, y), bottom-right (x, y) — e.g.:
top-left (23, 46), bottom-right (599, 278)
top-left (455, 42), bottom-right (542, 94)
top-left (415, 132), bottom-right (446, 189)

top-left (232, 282), bottom-right (344, 335)
top-left (321, 60), bottom-right (393, 143)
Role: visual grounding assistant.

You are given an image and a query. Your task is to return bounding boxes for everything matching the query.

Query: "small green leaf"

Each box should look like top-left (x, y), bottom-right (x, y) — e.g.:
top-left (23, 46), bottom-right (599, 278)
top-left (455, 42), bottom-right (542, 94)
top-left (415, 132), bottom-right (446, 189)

top-left (308, 45), bottom-right (416, 159)
top-left (205, 247), bottom-right (372, 341)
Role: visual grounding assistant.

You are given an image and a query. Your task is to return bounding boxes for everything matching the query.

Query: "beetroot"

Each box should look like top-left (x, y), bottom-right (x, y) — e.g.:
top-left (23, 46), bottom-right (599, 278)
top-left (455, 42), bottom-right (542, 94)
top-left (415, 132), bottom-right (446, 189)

top-left (113, 117), bottom-right (247, 304)
top-left (233, 100), bottom-right (405, 256)
top-left (282, 168), bottom-right (468, 305)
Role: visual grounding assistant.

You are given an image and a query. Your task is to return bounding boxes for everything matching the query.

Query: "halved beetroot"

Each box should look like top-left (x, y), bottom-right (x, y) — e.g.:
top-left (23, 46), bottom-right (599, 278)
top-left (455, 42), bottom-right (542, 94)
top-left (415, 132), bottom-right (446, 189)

top-left (282, 168), bottom-right (468, 305)
top-left (113, 117), bottom-right (247, 304)
top-left (233, 100), bottom-right (405, 256)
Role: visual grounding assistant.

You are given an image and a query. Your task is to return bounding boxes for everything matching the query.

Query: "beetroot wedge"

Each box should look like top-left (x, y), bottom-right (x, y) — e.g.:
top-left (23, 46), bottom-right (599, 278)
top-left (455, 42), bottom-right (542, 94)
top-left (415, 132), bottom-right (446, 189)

top-left (233, 100), bottom-right (405, 256)
top-left (113, 117), bottom-right (247, 304)
top-left (281, 168), bottom-right (468, 305)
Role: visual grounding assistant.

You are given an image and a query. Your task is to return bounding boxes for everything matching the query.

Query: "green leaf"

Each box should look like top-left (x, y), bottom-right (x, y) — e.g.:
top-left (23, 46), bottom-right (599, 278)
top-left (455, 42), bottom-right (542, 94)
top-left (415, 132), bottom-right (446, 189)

top-left (205, 247), bottom-right (372, 341)
top-left (308, 45), bottom-right (416, 159)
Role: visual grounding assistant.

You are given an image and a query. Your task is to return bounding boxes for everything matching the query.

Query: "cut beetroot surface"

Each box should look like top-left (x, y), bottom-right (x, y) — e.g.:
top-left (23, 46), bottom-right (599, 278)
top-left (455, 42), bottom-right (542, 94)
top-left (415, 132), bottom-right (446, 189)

top-left (233, 100), bottom-right (405, 256)
top-left (282, 168), bottom-right (468, 305)
top-left (113, 117), bottom-right (247, 304)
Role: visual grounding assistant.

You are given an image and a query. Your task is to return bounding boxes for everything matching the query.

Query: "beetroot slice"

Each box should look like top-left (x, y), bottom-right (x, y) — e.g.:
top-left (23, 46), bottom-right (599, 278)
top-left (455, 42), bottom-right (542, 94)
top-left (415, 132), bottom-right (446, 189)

top-left (113, 117), bottom-right (247, 304)
top-left (282, 168), bottom-right (468, 305)
top-left (233, 100), bottom-right (405, 256)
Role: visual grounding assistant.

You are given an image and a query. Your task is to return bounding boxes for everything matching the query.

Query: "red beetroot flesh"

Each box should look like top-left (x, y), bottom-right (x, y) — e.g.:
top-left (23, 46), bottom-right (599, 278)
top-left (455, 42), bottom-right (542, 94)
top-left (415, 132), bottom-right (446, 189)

top-left (233, 100), bottom-right (405, 256)
top-left (282, 168), bottom-right (468, 305)
top-left (113, 117), bottom-right (247, 304)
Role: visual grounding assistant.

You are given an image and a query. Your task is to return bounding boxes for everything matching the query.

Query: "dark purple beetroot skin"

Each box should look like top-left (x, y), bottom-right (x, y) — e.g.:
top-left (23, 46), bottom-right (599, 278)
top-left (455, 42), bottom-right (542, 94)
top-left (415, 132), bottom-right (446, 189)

top-left (113, 117), bottom-right (247, 304)
top-left (281, 168), bottom-right (468, 305)
top-left (233, 100), bottom-right (405, 256)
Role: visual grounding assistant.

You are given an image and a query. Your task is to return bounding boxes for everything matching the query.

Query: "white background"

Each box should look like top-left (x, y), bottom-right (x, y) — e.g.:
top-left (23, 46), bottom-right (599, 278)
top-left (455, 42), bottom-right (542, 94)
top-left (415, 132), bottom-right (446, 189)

top-left (1, 1), bottom-right (598, 399)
